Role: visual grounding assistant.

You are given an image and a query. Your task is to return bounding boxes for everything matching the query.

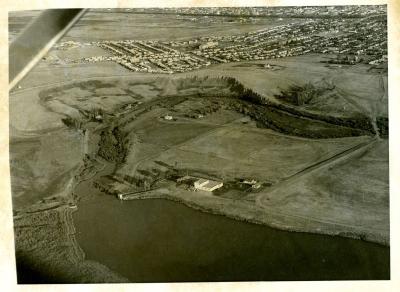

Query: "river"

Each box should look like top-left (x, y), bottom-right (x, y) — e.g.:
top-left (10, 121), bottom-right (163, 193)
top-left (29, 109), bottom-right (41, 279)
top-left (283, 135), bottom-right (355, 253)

top-left (73, 192), bottom-right (389, 282)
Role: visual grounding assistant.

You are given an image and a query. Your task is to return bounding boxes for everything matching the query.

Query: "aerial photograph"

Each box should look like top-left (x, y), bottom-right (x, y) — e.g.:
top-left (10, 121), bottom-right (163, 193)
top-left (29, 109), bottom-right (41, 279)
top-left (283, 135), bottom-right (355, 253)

top-left (8, 6), bottom-right (389, 283)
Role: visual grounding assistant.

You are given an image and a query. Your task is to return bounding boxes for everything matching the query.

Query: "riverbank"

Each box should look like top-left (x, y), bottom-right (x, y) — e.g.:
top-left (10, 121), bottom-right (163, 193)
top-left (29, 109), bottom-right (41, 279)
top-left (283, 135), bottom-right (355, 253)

top-left (13, 157), bottom-right (128, 283)
top-left (73, 193), bottom-right (390, 282)
top-left (118, 184), bottom-right (389, 246)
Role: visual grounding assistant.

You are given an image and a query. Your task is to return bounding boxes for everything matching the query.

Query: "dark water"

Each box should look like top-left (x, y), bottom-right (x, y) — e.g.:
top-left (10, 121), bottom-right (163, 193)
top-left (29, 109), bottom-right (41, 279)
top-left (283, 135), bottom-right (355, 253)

top-left (73, 194), bottom-right (390, 282)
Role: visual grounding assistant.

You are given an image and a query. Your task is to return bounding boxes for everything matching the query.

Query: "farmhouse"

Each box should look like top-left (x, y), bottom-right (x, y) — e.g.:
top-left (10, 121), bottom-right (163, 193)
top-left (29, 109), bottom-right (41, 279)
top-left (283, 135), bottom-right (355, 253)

top-left (194, 178), bottom-right (223, 192)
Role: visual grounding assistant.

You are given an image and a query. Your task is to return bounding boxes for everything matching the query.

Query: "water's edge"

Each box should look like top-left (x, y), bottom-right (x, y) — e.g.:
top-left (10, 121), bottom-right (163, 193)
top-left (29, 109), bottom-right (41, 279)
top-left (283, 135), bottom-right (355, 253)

top-left (13, 164), bottom-right (129, 283)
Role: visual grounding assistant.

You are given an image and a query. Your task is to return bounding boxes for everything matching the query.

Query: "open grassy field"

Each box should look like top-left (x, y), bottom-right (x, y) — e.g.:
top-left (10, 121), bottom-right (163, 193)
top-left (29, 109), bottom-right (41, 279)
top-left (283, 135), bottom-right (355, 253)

top-left (119, 115), bottom-right (370, 183)
top-left (62, 11), bottom-right (303, 42)
top-left (10, 88), bottom-right (66, 132)
top-left (159, 125), bottom-right (371, 182)
top-left (10, 75), bottom-right (86, 211)
top-left (15, 50), bottom-right (387, 126)
top-left (180, 54), bottom-right (388, 119)
top-left (15, 61), bottom-right (132, 90)
top-left (9, 72), bottom-right (87, 212)
top-left (38, 79), bottom-right (144, 115)
top-left (111, 91), bottom-right (372, 184)
top-left (6, 9), bottom-right (305, 44)
top-left (10, 129), bottom-right (82, 210)
top-left (255, 139), bottom-right (389, 243)
top-left (54, 45), bottom-right (112, 60)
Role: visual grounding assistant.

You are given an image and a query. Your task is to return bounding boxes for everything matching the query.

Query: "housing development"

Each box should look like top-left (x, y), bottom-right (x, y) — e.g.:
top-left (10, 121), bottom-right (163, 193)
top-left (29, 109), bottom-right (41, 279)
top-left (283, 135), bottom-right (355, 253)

top-left (57, 6), bottom-right (387, 74)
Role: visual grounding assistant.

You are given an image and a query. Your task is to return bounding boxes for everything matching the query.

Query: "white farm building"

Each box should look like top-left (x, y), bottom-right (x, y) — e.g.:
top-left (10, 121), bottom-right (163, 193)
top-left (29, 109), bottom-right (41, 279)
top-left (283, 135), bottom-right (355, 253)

top-left (194, 178), bottom-right (223, 192)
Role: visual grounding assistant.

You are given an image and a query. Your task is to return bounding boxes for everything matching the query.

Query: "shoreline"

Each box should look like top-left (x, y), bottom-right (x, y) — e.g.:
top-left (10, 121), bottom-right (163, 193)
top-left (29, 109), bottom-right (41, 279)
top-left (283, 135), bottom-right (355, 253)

top-left (13, 157), bottom-right (129, 283)
top-left (13, 206), bottom-right (129, 283)
top-left (118, 189), bottom-right (389, 247)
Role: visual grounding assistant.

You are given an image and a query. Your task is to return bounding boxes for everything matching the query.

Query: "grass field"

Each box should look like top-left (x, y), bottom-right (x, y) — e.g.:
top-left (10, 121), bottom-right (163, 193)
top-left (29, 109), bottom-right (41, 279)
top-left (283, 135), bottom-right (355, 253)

top-left (15, 51), bottom-right (387, 125)
top-left (155, 125), bottom-right (370, 182)
top-left (62, 12), bottom-right (303, 42)
top-left (256, 139), bottom-right (389, 242)
top-left (114, 94), bottom-right (371, 184)
top-left (10, 128), bottom-right (82, 210)
top-left (53, 45), bottom-right (112, 60)
top-left (10, 88), bottom-right (65, 132)
top-left (14, 61), bottom-right (132, 90)
top-left (180, 54), bottom-right (388, 119)
top-left (35, 78), bottom-right (162, 118)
